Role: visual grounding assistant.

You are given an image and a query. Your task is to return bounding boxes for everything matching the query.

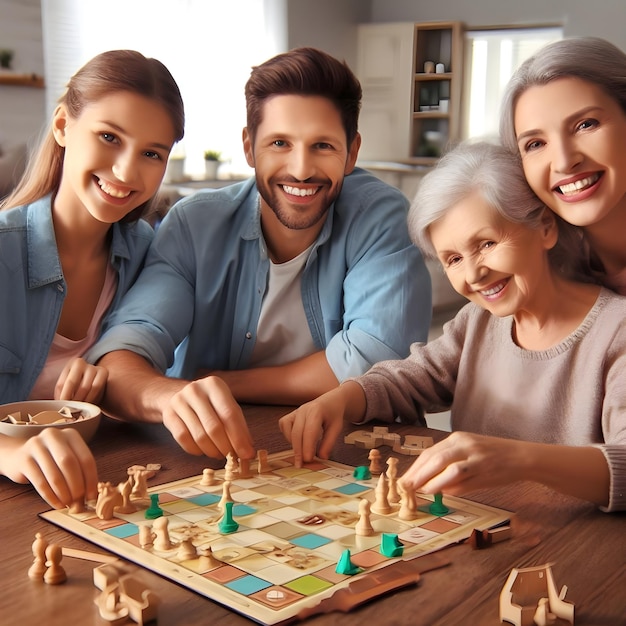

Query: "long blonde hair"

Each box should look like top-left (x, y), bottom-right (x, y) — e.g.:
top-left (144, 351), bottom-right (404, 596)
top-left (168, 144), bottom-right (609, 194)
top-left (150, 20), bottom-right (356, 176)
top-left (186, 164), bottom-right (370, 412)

top-left (2, 49), bottom-right (185, 221)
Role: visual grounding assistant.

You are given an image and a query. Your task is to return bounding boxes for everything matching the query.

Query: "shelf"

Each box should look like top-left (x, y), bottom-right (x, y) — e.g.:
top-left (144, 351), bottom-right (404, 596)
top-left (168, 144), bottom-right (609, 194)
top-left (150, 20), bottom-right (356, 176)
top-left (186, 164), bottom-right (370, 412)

top-left (414, 72), bottom-right (453, 81)
top-left (0, 72), bottom-right (44, 88)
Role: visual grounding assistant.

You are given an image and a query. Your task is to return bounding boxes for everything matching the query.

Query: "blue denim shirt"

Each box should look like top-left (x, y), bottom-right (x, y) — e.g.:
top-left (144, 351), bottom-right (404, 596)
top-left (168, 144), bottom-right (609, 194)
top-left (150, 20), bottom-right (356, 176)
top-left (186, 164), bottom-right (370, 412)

top-left (0, 196), bottom-right (153, 402)
top-left (88, 168), bottom-right (432, 380)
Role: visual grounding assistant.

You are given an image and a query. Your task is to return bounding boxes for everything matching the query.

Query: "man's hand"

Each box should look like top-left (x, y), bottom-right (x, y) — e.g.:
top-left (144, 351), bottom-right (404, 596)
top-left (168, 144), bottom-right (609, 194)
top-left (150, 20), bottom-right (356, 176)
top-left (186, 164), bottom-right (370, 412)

top-left (162, 376), bottom-right (256, 461)
top-left (279, 382), bottom-right (367, 467)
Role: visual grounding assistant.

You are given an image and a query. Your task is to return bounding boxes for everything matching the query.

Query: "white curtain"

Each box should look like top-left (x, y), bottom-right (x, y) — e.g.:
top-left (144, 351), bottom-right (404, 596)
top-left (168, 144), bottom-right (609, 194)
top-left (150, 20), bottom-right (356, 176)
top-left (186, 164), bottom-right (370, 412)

top-left (41, 0), bottom-right (283, 176)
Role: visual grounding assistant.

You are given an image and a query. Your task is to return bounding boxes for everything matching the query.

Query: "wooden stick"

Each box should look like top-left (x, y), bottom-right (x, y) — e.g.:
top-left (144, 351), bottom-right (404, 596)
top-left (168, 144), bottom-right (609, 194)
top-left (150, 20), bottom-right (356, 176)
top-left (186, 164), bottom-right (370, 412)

top-left (61, 547), bottom-right (119, 564)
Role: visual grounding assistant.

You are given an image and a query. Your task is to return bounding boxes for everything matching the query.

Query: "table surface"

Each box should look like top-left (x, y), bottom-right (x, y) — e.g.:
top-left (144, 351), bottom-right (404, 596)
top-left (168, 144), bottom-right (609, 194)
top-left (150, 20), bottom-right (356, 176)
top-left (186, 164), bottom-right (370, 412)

top-left (1, 405), bottom-right (624, 626)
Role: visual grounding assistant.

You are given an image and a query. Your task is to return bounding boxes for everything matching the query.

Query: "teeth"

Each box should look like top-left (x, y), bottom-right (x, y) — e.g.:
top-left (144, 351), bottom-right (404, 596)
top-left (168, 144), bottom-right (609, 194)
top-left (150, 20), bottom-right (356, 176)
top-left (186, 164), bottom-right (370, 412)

top-left (98, 179), bottom-right (131, 198)
top-left (480, 282), bottom-right (505, 297)
top-left (558, 174), bottom-right (599, 195)
top-left (283, 185), bottom-right (317, 197)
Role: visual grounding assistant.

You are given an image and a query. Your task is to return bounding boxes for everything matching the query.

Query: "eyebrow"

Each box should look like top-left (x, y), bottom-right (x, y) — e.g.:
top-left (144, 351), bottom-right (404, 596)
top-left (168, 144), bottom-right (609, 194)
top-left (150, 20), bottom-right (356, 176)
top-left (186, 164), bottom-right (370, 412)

top-left (516, 105), bottom-right (605, 144)
top-left (100, 120), bottom-right (172, 152)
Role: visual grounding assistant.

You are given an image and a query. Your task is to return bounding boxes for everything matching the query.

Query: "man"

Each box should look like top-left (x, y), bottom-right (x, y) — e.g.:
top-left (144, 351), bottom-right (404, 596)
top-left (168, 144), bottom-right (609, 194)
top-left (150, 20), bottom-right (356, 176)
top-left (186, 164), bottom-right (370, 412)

top-left (89, 47), bottom-right (432, 462)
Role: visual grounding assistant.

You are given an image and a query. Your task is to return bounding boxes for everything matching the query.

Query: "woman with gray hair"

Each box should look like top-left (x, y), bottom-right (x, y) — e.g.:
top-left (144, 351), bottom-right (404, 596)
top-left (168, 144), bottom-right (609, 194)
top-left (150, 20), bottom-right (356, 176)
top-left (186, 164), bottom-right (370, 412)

top-left (499, 36), bottom-right (626, 293)
top-left (280, 140), bottom-right (626, 512)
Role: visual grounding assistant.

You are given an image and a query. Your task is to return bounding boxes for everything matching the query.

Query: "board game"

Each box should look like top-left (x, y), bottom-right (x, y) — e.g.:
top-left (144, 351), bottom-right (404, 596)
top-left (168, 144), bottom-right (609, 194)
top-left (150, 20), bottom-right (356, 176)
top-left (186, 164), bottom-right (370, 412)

top-left (41, 450), bottom-right (511, 625)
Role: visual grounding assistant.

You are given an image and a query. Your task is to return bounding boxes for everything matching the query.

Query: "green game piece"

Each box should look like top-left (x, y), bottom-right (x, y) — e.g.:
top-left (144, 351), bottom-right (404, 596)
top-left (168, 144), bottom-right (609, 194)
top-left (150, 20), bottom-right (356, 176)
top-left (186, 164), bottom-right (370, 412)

top-left (145, 493), bottom-right (164, 519)
top-left (429, 492), bottom-right (450, 516)
top-left (335, 549), bottom-right (361, 575)
top-left (218, 501), bottom-right (239, 534)
top-left (353, 466), bottom-right (371, 480)
top-left (380, 533), bottom-right (404, 558)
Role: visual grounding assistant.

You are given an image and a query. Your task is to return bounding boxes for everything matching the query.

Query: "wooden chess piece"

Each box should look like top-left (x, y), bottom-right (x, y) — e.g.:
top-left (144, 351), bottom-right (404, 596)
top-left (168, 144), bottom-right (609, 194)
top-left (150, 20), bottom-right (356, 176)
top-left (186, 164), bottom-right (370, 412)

top-left (368, 449), bottom-right (384, 475)
top-left (218, 480), bottom-right (233, 511)
top-left (28, 532), bottom-right (48, 580)
top-left (386, 457), bottom-right (401, 504)
top-left (355, 499), bottom-right (374, 536)
top-left (398, 480), bottom-right (419, 521)
top-left (177, 536), bottom-right (198, 560)
top-left (371, 472), bottom-right (392, 514)
top-left (200, 468), bottom-right (216, 486)
top-left (139, 525), bottom-right (155, 549)
top-left (238, 457), bottom-right (252, 479)
top-left (152, 516), bottom-right (173, 551)
top-left (257, 449), bottom-right (270, 473)
top-left (223, 452), bottom-right (238, 481)
top-left (43, 543), bottom-right (67, 585)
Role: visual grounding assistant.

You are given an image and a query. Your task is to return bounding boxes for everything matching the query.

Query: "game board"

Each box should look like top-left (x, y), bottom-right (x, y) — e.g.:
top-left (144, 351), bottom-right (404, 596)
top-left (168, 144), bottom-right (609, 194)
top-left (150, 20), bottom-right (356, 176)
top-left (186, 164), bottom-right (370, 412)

top-left (41, 450), bottom-right (511, 625)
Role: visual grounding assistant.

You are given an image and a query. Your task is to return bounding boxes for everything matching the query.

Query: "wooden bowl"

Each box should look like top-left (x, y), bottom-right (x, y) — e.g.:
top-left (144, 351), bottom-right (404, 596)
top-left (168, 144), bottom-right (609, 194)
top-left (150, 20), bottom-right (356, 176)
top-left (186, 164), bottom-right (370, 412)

top-left (0, 400), bottom-right (101, 443)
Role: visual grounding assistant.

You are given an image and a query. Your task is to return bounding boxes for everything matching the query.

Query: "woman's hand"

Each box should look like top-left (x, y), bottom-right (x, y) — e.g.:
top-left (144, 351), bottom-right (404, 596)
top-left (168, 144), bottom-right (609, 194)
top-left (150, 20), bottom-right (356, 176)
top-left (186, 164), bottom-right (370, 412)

top-left (0, 429), bottom-right (99, 508)
top-left (55, 357), bottom-right (108, 404)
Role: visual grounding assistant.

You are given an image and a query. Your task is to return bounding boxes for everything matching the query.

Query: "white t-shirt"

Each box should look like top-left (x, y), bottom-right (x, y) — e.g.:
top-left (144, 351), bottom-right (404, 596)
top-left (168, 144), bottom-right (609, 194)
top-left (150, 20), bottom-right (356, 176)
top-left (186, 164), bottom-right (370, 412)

top-left (249, 244), bottom-right (317, 367)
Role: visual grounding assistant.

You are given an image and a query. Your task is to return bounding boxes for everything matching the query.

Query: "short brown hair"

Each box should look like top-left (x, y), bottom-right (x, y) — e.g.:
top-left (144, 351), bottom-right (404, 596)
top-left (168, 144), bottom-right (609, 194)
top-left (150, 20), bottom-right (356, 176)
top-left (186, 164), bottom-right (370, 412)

top-left (245, 47), bottom-right (361, 148)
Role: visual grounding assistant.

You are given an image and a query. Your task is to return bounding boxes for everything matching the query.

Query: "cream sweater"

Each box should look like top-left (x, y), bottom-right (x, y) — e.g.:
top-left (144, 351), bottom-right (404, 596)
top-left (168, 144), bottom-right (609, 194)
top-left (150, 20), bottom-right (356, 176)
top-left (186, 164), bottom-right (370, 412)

top-left (357, 288), bottom-right (626, 511)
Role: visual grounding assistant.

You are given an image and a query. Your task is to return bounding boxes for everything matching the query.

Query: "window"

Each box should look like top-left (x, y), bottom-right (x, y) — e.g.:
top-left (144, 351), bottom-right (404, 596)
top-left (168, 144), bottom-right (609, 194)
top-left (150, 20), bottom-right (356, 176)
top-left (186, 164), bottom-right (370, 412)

top-left (41, 0), bottom-right (282, 177)
top-left (462, 26), bottom-right (563, 141)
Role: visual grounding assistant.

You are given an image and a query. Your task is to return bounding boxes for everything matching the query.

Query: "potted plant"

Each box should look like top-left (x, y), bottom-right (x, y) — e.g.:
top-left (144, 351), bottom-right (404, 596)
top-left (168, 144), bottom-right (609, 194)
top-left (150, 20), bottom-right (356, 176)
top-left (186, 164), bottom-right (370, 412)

top-left (203, 150), bottom-right (222, 179)
top-left (0, 49), bottom-right (14, 70)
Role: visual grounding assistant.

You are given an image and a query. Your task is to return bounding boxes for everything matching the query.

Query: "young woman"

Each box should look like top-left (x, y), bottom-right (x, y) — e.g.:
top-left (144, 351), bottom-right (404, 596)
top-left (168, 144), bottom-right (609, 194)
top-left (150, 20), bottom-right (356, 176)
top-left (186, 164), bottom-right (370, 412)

top-left (0, 49), bottom-right (184, 507)
top-left (499, 36), bottom-right (626, 293)
top-left (279, 141), bottom-right (626, 512)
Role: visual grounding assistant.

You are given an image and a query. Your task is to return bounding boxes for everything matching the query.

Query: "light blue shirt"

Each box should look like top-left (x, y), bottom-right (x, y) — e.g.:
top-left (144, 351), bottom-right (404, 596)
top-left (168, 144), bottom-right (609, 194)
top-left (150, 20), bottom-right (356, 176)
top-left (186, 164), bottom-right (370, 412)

top-left (88, 168), bottom-right (432, 380)
top-left (0, 196), bottom-right (153, 402)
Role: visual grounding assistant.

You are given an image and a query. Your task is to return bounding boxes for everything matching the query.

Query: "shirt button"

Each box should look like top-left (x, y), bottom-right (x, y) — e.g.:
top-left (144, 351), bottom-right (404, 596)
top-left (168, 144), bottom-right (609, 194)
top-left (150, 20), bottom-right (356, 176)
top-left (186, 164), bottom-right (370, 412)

top-left (245, 332), bottom-right (252, 339)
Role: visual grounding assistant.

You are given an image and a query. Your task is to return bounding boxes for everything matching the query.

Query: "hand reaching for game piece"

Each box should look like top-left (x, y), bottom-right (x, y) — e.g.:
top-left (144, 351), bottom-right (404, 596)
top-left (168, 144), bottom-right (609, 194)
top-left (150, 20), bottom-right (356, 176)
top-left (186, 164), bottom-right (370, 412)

top-left (54, 357), bottom-right (108, 404)
top-left (0, 428), bottom-right (98, 508)
top-left (162, 376), bottom-right (256, 461)
top-left (279, 381), bottom-right (367, 467)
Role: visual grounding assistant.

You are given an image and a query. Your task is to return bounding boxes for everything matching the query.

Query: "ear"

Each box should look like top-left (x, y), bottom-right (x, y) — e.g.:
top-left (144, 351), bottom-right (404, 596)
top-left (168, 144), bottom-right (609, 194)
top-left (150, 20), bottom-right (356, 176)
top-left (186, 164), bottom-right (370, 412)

top-left (52, 105), bottom-right (68, 147)
top-left (344, 132), bottom-right (361, 175)
top-left (540, 208), bottom-right (559, 250)
top-left (242, 127), bottom-right (255, 168)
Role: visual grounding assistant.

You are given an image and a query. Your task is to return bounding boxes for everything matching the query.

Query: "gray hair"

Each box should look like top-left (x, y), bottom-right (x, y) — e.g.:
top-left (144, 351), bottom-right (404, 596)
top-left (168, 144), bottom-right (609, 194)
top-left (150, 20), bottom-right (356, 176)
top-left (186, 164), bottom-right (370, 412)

top-left (499, 37), bottom-right (626, 153)
top-left (408, 140), bottom-right (587, 279)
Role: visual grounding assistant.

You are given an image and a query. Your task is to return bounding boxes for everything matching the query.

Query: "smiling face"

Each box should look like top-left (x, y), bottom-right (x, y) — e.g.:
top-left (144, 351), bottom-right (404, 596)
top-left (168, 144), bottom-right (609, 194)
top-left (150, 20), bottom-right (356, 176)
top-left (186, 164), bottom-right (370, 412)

top-left (243, 94), bottom-right (360, 258)
top-left (429, 191), bottom-right (558, 318)
top-left (52, 91), bottom-right (176, 224)
top-left (514, 77), bottom-right (626, 234)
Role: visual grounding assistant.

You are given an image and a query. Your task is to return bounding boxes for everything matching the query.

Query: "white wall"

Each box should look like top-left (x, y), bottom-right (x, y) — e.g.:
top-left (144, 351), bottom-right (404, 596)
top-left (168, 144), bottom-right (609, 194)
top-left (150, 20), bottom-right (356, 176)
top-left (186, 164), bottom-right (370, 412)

top-left (0, 0), bottom-right (45, 148)
top-left (371, 0), bottom-right (626, 51)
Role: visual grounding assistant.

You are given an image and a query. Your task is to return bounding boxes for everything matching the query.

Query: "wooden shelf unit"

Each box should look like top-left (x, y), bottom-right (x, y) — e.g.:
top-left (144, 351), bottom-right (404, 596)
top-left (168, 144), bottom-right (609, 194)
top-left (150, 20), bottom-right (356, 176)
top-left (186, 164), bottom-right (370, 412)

top-left (0, 72), bottom-right (44, 88)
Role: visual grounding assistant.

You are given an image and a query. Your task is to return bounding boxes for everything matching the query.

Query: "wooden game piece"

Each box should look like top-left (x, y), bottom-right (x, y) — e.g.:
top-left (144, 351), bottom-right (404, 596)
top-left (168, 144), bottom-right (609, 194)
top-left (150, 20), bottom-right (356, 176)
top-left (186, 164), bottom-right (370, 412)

top-left (93, 561), bottom-right (129, 591)
top-left (197, 545), bottom-right (221, 569)
top-left (96, 481), bottom-right (123, 520)
top-left (218, 501), bottom-right (239, 534)
top-left (68, 499), bottom-right (86, 514)
top-left (335, 549), bottom-right (361, 575)
top-left (469, 525), bottom-right (512, 549)
top-left (397, 481), bottom-right (419, 521)
top-left (129, 469), bottom-right (150, 500)
top-left (238, 457), bottom-right (252, 479)
top-left (218, 480), bottom-right (233, 511)
top-left (380, 533), bottom-right (404, 558)
top-left (368, 448), bottom-right (384, 474)
top-left (223, 452), bottom-right (238, 481)
top-left (257, 449), bottom-right (270, 473)
top-left (354, 498), bottom-right (374, 536)
top-left (177, 536), bottom-right (198, 560)
top-left (115, 477), bottom-right (137, 514)
top-left (386, 456), bottom-right (401, 504)
top-left (145, 493), bottom-right (164, 520)
top-left (43, 543), bottom-right (67, 585)
top-left (200, 468), bottom-right (216, 486)
top-left (118, 573), bottom-right (160, 626)
top-left (392, 434), bottom-right (434, 456)
top-left (371, 472), bottom-right (392, 515)
top-left (139, 525), bottom-right (155, 550)
top-left (499, 563), bottom-right (574, 626)
top-left (95, 582), bottom-right (129, 623)
top-left (152, 516), bottom-right (173, 551)
top-left (28, 532), bottom-right (48, 580)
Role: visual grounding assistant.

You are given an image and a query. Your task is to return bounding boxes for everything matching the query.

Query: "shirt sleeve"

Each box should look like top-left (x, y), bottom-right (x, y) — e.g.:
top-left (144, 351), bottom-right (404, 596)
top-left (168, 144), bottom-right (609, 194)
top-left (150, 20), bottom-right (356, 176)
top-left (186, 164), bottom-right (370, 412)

top-left (325, 177), bottom-right (432, 380)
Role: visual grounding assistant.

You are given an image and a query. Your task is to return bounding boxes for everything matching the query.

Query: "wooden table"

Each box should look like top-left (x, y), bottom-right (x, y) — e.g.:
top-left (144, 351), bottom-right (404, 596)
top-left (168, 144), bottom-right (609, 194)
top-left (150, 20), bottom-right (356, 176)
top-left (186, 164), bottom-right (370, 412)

top-left (1, 406), bottom-right (624, 625)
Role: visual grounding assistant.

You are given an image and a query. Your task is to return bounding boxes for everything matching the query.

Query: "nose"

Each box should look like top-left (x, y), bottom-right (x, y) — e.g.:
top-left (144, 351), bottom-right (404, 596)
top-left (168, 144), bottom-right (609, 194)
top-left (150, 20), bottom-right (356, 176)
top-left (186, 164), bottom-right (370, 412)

top-left (286, 145), bottom-right (315, 181)
top-left (466, 257), bottom-right (488, 286)
top-left (111, 152), bottom-right (136, 183)
top-left (552, 133), bottom-right (584, 174)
